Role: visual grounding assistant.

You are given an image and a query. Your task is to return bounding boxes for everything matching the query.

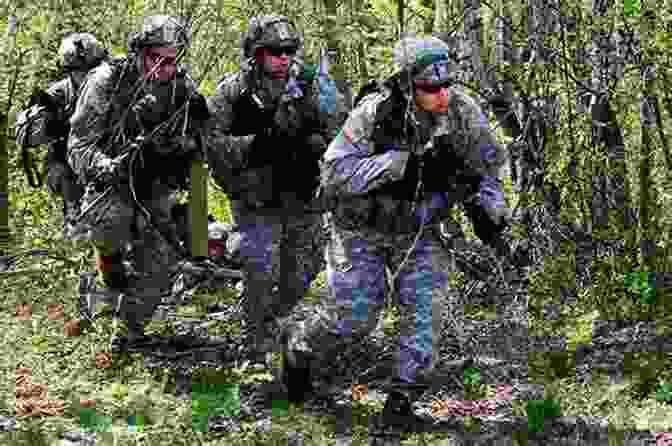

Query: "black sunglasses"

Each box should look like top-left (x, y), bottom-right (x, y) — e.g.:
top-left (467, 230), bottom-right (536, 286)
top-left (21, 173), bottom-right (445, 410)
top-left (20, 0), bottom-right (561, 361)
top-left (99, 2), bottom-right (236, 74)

top-left (414, 83), bottom-right (450, 94)
top-left (267, 46), bottom-right (298, 57)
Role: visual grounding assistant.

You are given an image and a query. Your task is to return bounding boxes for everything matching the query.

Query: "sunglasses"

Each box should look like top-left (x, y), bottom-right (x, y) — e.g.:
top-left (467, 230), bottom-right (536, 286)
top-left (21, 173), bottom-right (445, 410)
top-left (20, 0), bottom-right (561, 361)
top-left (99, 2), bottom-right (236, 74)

top-left (267, 46), bottom-right (298, 57)
top-left (414, 83), bottom-right (450, 94)
top-left (148, 53), bottom-right (177, 66)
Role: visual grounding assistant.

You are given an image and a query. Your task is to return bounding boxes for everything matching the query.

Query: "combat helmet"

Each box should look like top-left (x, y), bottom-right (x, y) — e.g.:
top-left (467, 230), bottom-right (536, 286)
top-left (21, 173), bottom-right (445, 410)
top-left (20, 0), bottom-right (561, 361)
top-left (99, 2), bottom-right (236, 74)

top-left (128, 15), bottom-right (192, 53)
top-left (241, 15), bottom-right (302, 59)
top-left (392, 34), bottom-right (459, 88)
top-left (59, 33), bottom-right (109, 71)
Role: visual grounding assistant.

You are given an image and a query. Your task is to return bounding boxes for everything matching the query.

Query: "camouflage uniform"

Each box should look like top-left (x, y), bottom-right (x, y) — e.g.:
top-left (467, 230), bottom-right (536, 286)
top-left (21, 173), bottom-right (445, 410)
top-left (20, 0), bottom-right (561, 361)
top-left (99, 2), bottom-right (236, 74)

top-left (280, 36), bottom-right (511, 410)
top-left (15, 33), bottom-right (109, 224)
top-left (66, 16), bottom-right (208, 350)
top-left (206, 15), bottom-right (348, 354)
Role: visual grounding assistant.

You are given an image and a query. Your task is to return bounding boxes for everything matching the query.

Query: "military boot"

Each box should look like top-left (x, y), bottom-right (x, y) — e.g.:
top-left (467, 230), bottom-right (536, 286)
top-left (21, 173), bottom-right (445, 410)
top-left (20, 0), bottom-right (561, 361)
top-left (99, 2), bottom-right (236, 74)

top-left (95, 250), bottom-right (128, 291)
top-left (278, 330), bottom-right (315, 405)
top-left (110, 317), bottom-right (160, 354)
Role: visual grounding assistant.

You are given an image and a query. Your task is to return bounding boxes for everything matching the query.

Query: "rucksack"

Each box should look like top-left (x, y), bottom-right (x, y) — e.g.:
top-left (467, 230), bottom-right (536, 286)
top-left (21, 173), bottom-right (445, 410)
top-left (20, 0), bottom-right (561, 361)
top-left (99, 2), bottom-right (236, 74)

top-left (15, 65), bottom-right (102, 188)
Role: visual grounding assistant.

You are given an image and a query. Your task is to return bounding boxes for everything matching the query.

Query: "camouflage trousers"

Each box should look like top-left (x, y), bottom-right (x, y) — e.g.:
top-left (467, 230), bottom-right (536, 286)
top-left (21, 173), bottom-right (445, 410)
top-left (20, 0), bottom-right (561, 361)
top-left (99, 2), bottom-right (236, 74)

top-left (46, 160), bottom-right (84, 223)
top-left (230, 199), bottom-right (327, 349)
top-left (66, 180), bottom-right (182, 329)
top-left (284, 218), bottom-right (456, 384)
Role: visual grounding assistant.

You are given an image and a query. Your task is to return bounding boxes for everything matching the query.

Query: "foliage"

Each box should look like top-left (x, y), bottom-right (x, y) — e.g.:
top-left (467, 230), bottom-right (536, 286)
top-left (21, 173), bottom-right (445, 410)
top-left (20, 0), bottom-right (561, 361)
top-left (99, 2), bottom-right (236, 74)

top-left (3, 0), bottom-right (672, 444)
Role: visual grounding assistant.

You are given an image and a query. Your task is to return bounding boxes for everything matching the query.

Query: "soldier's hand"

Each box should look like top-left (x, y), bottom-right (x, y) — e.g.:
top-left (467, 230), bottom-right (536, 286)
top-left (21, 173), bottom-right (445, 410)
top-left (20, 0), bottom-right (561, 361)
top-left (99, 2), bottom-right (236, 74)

top-left (95, 154), bottom-right (128, 184)
top-left (187, 93), bottom-right (210, 122)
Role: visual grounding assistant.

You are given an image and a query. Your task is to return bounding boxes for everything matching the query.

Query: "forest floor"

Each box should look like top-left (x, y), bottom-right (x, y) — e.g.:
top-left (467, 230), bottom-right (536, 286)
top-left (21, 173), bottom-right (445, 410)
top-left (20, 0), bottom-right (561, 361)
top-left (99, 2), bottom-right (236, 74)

top-left (2, 259), bottom-right (672, 446)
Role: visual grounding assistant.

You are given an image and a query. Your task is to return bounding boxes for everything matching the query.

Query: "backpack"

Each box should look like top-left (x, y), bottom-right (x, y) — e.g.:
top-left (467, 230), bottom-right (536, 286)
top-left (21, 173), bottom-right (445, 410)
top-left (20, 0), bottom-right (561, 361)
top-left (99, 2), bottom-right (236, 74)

top-left (15, 65), bottom-right (102, 188)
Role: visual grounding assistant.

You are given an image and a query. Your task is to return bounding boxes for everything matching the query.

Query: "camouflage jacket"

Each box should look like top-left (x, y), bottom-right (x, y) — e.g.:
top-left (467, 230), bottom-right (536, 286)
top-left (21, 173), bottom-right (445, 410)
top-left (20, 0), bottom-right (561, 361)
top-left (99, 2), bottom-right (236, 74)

top-left (206, 65), bottom-right (348, 208)
top-left (67, 57), bottom-right (205, 193)
top-left (45, 76), bottom-right (86, 164)
top-left (321, 80), bottom-right (508, 234)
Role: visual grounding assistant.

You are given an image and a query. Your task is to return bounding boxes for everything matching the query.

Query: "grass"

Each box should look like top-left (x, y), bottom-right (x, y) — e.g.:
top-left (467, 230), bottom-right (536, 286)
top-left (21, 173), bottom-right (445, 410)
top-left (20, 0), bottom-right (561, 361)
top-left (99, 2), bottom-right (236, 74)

top-left (3, 190), bottom-right (672, 445)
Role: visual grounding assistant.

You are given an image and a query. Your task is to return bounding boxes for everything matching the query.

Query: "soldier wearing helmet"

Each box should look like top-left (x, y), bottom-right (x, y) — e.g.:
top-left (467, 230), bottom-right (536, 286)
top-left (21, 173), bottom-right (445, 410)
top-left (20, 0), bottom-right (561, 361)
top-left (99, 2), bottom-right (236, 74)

top-left (67, 16), bottom-right (210, 352)
top-left (15, 32), bottom-right (109, 227)
top-left (277, 35), bottom-right (512, 429)
top-left (206, 15), bottom-right (348, 362)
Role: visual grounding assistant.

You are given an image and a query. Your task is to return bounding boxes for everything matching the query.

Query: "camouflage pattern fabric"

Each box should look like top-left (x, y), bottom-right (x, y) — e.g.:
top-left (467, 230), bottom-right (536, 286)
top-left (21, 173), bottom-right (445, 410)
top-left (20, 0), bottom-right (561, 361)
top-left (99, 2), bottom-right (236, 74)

top-left (86, 182), bottom-right (179, 330)
top-left (231, 200), bottom-right (327, 349)
top-left (43, 76), bottom-right (85, 219)
top-left (284, 222), bottom-right (455, 384)
top-left (206, 15), bottom-right (348, 353)
top-left (283, 37), bottom-right (509, 386)
top-left (66, 48), bottom-right (203, 332)
top-left (321, 84), bottom-right (507, 232)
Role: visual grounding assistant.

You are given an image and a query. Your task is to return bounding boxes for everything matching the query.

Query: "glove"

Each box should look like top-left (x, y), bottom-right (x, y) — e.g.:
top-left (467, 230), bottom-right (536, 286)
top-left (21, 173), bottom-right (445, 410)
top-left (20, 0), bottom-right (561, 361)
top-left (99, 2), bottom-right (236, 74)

top-left (151, 133), bottom-right (200, 156)
top-left (230, 90), bottom-right (275, 136)
top-left (463, 195), bottom-right (508, 248)
top-left (422, 135), bottom-right (476, 194)
top-left (93, 153), bottom-right (130, 184)
top-left (187, 93), bottom-right (210, 122)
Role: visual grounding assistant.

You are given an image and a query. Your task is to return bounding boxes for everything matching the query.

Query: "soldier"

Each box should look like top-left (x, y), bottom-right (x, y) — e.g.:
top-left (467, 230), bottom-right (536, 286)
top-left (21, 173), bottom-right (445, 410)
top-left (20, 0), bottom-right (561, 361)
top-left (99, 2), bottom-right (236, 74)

top-left (279, 35), bottom-right (513, 425)
top-left (15, 33), bottom-right (110, 227)
top-left (66, 16), bottom-right (209, 352)
top-left (206, 15), bottom-right (348, 361)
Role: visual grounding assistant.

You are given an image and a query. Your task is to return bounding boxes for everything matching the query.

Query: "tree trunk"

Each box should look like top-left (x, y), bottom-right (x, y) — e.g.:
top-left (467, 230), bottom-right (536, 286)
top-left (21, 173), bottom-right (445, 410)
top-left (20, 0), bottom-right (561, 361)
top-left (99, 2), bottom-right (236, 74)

top-left (640, 64), bottom-right (657, 272)
top-left (0, 111), bottom-right (8, 256)
top-left (0, 15), bottom-right (18, 255)
top-left (322, 0), bottom-right (352, 109)
top-left (433, 0), bottom-right (446, 32)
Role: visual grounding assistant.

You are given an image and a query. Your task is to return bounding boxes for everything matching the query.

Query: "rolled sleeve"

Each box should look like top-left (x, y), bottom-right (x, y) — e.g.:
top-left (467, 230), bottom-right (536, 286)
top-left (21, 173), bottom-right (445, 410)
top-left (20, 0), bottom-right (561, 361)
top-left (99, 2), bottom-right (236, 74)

top-left (321, 93), bottom-right (412, 197)
top-left (67, 64), bottom-right (113, 182)
top-left (205, 76), bottom-right (258, 177)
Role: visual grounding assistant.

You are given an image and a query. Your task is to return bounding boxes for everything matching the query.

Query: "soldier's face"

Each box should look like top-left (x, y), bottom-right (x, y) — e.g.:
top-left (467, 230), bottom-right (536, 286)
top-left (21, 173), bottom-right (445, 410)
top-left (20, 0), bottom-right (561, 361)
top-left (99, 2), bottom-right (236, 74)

top-left (143, 47), bottom-right (178, 82)
top-left (255, 47), bottom-right (293, 80)
top-left (414, 83), bottom-right (450, 113)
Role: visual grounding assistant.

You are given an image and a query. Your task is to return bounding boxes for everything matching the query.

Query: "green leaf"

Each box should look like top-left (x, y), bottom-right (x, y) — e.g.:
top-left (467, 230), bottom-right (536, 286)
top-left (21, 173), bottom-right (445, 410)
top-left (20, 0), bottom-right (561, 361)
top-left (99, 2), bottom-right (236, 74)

top-left (464, 367), bottom-right (481, 387)
top-left (527, 399), bottom-right (562, 432)
top-left (30, 15), bottom-right (49, 34)
top-left (655, 382), bottom-right (672, 403)
top-left (31, 335), bottom-right (49, 353)
top-left (623, 0), bottom-right (641, 17)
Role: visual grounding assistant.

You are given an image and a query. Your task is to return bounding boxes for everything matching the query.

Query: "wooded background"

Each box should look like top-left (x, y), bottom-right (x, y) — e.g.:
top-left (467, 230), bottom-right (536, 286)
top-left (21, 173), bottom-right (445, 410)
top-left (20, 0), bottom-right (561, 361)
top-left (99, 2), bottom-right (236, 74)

top-left (2, 1), bottom-right (672, 443)
top-left (3, 0), bottom-right (670, 318)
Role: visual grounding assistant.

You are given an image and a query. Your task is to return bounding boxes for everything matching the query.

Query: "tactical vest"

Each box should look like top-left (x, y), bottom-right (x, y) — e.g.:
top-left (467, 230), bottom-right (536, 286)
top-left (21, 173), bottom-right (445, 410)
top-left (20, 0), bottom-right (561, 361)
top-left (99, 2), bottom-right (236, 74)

top-left (16, 76), bottom-right (84, 188)
top-left (330, 77), bottom-right (481, 234)
top-left (229, 66), bottom-right (326, 209)
top-left (100, 57), bottom-right (198, 193)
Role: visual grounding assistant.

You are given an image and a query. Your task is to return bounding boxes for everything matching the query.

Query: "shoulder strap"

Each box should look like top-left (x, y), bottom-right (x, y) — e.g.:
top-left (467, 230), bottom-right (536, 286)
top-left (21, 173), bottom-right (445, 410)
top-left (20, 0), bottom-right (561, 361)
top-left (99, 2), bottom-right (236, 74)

top-left (353, 79), bottom-right (382, 109)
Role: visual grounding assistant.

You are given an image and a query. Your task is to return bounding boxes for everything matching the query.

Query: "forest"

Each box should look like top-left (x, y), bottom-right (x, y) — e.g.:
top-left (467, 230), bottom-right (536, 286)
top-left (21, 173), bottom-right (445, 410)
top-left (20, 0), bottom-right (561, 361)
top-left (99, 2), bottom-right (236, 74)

top-left (1, 0), bottom-right (672, 444)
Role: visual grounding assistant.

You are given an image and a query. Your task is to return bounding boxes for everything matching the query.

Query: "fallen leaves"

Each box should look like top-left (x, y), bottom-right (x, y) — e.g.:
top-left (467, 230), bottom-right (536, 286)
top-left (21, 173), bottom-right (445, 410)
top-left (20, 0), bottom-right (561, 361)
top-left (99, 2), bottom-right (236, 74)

top-left (16, 303), bottom-right (32, 320)
top-left (47, 304), bottom-right (65, 320)
top-left (430, 384), bottom-right (515, 418)
top-left (79, 399), bottom-right (97, 408)
top-left (15, 368), bottom-right (67, 417)
top-left (95, 352), bottom-right (113, 369)
top-left (495, 384), bottom-right (514, 401)
top-left (430, 398), bottom-right (497, 418)
top-left (656, 432), bottom-right (672, 446)
top-left (64, 319), bottom-right (82, 337)
top-left (352, 384), bottom-right (368, 402)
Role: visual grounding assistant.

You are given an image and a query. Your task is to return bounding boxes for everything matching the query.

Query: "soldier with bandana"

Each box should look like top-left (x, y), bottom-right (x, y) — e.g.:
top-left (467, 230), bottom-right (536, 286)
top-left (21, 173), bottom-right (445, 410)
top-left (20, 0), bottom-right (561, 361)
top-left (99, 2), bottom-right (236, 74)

top-left (15, 33), bottom-right (110, 228)
top-left (206, 15), bottom-right (348, 361)
top-left (279, 35), bottom-right (512, 427)
top-left (67, 16), bottom-right (209, 352)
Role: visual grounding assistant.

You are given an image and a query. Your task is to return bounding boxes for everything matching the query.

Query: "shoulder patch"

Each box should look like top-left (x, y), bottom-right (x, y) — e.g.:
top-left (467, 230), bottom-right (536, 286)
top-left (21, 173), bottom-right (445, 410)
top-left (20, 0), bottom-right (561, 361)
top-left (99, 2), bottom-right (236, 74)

top-left (341, 92), bottom-right (386, 145)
